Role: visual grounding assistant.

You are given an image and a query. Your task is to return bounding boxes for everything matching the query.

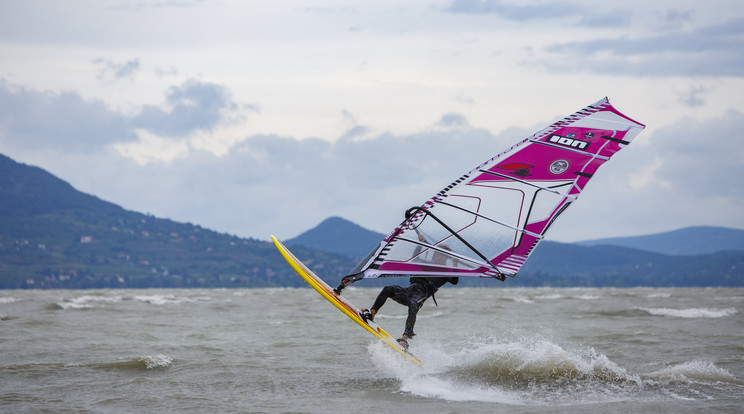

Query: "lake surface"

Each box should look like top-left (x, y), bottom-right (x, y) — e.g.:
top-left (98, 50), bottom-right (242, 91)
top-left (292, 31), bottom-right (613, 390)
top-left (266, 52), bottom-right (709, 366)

top-left (1, 287), bottom-right (742, 413)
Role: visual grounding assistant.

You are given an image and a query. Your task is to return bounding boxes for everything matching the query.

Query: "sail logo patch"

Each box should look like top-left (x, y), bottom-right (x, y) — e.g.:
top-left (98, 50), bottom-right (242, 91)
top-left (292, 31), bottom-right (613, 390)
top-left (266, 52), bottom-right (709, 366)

top-left (499, 163), bottom-right (533, 177)
top-left (548, 134), bottom-right (590, 150)
top-left (549, 160), bottom-right (569, 174)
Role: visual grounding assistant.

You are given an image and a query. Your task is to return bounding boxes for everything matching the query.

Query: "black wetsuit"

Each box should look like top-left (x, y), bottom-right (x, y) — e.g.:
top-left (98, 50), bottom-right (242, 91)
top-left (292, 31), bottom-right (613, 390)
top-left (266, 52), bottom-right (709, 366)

top-left (370, 277), bottom-right (458, 338)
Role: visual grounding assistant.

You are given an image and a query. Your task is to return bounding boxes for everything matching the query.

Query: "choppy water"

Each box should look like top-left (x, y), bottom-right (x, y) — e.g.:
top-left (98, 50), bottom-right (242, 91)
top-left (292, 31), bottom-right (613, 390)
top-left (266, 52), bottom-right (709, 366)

top-left (1, 287), bottom-right (742, 413)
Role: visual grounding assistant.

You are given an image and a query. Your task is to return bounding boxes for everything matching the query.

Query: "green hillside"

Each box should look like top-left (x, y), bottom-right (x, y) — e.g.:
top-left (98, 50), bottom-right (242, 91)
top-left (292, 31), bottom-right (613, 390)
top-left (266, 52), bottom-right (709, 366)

top-left (0, 154), bottom-right (355, 289)
top-left (3, 152), bottom-right (743, 289)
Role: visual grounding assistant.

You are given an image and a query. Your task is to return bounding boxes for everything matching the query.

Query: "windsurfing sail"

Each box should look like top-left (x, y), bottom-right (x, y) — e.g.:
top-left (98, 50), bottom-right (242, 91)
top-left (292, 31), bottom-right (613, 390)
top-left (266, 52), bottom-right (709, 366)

top-left (335, 97), bottom-right (644, 292)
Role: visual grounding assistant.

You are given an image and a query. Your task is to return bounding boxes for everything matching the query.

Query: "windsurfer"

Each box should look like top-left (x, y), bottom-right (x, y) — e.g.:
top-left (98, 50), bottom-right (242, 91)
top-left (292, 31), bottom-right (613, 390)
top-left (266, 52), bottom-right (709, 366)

top-left (361, 234), bottom-right (458, 349)
top-left (361, 276), bottom-right (458, 349)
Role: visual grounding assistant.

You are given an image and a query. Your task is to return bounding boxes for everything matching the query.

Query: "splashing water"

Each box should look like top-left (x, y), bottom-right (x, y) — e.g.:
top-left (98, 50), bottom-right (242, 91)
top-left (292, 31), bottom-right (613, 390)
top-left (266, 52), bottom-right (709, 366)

top-left (367, 332), bottom-right (737, 406)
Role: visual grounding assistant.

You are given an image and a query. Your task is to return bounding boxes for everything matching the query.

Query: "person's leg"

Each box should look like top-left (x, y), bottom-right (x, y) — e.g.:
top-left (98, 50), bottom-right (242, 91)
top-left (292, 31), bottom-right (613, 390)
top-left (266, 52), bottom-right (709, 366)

top-left (371, 285), bottom-right (410, 311)
top-left (398, 284), bottom-right (427, 348)
top-left (364, 285), bottom-right (405, 321)
top-left (402, 301), bottom-right (422, 339)
top-left (370, 285), bottom-right (395, 315)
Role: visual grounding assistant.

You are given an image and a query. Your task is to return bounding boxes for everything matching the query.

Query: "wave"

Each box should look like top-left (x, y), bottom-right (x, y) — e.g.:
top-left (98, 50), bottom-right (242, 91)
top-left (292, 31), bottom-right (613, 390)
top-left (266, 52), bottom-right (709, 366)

top-left (54, 295), bottom-right (122, 310)
top-left (133, 294), bottom-right (210, 305)
top-left (638, 307), bottom-right (738, 318)
top-left (508, 296), bottom-right (534, 304)
top-left (442, 337), bottom-right (639, 388)
top-left (369, 335), bottom-right (650, 405)
top-left (572, 294), bottom-right (600, 300)
top-left (503, 292), bottom-right (601, 302)
top-left (0, 297), bottom-right (21, 304)
top-left (375, 311), bottom-right (444, 321)
top-left (533, 294), bottom-right (563, 300)
top-left (133, 294), bottom-right (185, 305)
top-left (645, 360), bottom-right (739, 385)
top-left (7, 355), bottom-right (173, 375)
top-left (52, 292), bottom-right (211, 309)
top-left (83, 355), bottom-right (174, 371)
top-left (139, 354), bottom-right (173, 369)
top-left (370, 332), bottom-right (743, 405)
top-left (503, 294), bottom-right (564, 303)
top-left (646, 292), bottom-right (672, 299)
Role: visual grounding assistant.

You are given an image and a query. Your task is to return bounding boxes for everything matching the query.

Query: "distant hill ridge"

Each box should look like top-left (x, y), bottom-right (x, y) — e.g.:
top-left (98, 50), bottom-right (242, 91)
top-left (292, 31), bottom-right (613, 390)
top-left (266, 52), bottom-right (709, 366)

top-left (0, 153), bottom-right (123, 216)
top-left (285, 217), bottom-right (385, 259)
top-left (0, 153), bottom-right (355, 289)
top-left (287, 216), bottom-right (744, 260)
top-left (577, 226), bottom-right (744, 255)
top-left (2, 152), bottom-right (743, 288)
top-left (283, 216), bottom-right (744, 287)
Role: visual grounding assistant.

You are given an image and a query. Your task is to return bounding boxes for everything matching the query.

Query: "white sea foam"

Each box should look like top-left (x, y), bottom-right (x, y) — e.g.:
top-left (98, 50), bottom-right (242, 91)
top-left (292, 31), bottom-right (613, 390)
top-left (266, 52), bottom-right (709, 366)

top-left (639, 307), bottom-right (737, 318)
top-left (0, 297), bottom-right (20, 304)
top-left (573, 295), bottom-right (600, 300)
top-left (377, 310), bottom-right (444, 320)
top-left (399, 373), bottom-right (527, 404)
top-left (646, 292), bottom-right (672, 299)
top-left (132, 294), bottom-right (209, 305)
top-left (534, 294), bottom-right (563, 300)
top-left (140, 354), bottom-right (173, 369)
top-left (133, 294), bottom-right (182, 305)
top-left (56, 295), bottom-right (122, 310)
top-left (371, 334), bottom-right (643, 405)
top-left (646, 360), bottom-right (736, 384)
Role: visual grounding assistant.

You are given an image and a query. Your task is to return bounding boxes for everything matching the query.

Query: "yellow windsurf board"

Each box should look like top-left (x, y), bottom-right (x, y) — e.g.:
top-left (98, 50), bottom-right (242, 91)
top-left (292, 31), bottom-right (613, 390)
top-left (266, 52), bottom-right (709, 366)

top-left (271, 236), bottom-right (422, 366)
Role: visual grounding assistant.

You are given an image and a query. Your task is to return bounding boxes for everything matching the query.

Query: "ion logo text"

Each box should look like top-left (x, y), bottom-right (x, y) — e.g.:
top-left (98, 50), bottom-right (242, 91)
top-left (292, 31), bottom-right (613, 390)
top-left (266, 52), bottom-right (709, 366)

top-left (548, 134), bottom-right (590, 150)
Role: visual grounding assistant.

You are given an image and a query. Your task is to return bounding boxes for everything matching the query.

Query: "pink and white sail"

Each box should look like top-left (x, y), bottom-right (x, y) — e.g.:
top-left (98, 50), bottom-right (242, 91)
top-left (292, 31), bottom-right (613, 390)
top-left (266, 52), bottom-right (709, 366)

top-left (346, 97), bottom-right (645, 283)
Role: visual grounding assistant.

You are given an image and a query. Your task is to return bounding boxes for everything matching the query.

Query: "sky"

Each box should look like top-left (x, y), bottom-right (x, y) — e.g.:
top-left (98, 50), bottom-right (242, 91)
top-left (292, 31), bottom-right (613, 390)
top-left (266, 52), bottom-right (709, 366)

top-left (1, 0), bottom-right (743, 243)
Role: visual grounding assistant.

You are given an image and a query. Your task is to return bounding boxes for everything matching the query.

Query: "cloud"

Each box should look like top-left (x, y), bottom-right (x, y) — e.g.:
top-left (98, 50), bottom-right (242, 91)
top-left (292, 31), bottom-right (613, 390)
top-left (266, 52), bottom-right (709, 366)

top-left (436, 112), bottom-right (470, 128)
top-left (454, 93), bottom-right (474, 105)
top-left (338, 109), bottom-right (370, 141)
top-left (93, 58), bottom-right (140, 82)
top-left (542, 19), bottom-right (744, 77)
top-left (133, 79), bottom-right (243, 137)
top-left (0, 81), bottom-right (136, 152)
top-left (154, 66), bottom-right (179, 78)
top-left (107, 0), bottom-right (205, 11)
top-left (0, 79), bottom-right (246, 154)
top-left (676, 85), bottom-right (707, 107)
top-left (636, 110), bottom-right (744, 199)
top-left (12, 114), bottom-right (514, 240)
top-left (657, 9), bottom-right (693, 30)
top-left (444, 0), bottom-right (578, 19)
top-left (98, 122), bottom-right (525, 239)
top-left (443, 0), bottom-right (629, 26)
top-left (5, 95), bottom-right (744, 242)
top-left (559, 110), bottom-right (744, 238)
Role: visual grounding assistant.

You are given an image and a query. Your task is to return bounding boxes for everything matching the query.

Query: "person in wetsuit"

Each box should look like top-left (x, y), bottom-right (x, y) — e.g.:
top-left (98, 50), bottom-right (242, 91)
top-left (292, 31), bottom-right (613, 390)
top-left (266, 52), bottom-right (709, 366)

top-left (361, 276), bottom-right (458, 349)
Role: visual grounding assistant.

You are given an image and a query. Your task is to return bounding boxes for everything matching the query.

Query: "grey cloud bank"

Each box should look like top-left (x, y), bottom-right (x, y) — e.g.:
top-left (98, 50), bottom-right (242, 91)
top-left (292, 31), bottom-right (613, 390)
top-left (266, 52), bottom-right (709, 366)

top-left (1, 0), bottom-right (742, 242)
top-left (0, 79), bottom-right (241, 153)
top-left (2, 75), bottom-right (741, 241)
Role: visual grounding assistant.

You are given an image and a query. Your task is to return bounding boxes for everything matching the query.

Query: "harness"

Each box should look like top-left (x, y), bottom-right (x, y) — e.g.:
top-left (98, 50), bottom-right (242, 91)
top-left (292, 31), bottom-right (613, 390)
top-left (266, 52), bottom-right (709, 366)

top-left (409, 277), bottom-right (439, 307)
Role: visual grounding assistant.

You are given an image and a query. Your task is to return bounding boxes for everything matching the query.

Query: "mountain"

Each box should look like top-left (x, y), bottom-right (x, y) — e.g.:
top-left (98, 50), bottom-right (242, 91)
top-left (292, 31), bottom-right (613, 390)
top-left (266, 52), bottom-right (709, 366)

top-left (3, 151), bottom-right (743, 289)
top-left (518, 241), bottom-right (744, 287)
top-left (0, 153), bottom-right (356, 289)
top-left (0, 153), bottom-right (123, 217)
top-left (285, 216), bottom-right (386, 259)
top-left (286, 216), bottom-right (744, 287)
top-left (576, 226), bottom-right (744, 255)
